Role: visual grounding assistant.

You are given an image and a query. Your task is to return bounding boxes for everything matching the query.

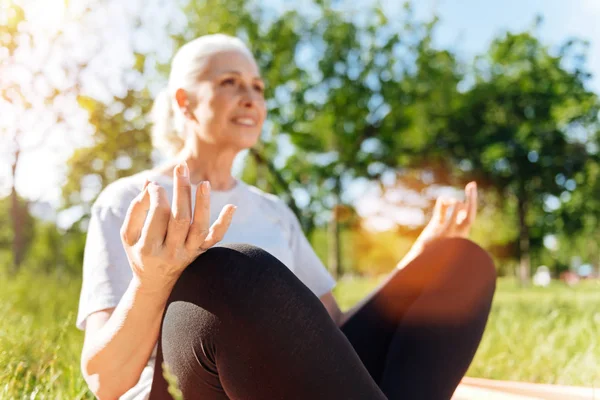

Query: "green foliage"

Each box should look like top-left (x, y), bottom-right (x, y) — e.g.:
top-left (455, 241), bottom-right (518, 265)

top-left (443, 31), bottom-right (600, 277)
top-left (63, 91), bottom-right (154, 215)
top-left (20, 223), bottom-right (87, 276)
top-left (0, 196), bottom-right (87, 277)
top-left (56, 1), bottom-right (600, 277)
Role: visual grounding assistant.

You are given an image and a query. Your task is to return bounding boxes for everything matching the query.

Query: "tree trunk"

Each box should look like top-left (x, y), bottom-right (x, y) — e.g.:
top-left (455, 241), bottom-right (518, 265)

top-left (328, 180), bottom-right (342, 279)
top-left (328, 208), bottom-right (341, 280)
top-left (594, 237), bottom-right (600, 278)
top-left (249, 149), bottom-right (304, 227)
top-left (516, 190), bottom-right (530, 285)
top-left (10, 148), bottom-right (24, 275)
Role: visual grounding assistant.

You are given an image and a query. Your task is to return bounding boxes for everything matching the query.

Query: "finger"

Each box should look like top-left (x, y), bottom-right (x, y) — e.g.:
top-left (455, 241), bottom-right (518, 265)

top-left (186, 181), bottom-right (211, 250)
top-left (461, 181), bottom-right (478, 228)
top-left (165, 162), bottom-right (192, 249)
top-left (432, 197), bottom-right (445, 221)
top-left (457, 182), bottom-right (477, 229)
top-left (121, 187), bottom-right (150, 246)
top-left (139, 182), bottom-right (171, 248)
top-left (440, 199), bottom-right (460, 236)
top-left (202, 204), bottom-right (237, 250)
top-left (456, 203), bottom-right (469, 225)
top-left (433, 197), bottom-right (453, 225)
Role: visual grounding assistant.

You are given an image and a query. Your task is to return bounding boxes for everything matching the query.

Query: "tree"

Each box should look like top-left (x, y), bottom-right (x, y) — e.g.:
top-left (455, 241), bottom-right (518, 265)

top-left (446, 30), bottom-right (600, 282)
top-left (62, 90), bottom-right (154, 216)
top-left (0, 195), bottom-right (35, 271)
top-left (278, 5), bottom-right (464, 277)
top-left (556, 155), bottom-right (600, 274)
top-left (1, 2), bottom-right (85, 272)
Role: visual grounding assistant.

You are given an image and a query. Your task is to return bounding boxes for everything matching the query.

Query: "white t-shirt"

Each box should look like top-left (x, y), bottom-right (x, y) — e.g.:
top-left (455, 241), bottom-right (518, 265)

top-left (76, 171), bottom-right (336, 400)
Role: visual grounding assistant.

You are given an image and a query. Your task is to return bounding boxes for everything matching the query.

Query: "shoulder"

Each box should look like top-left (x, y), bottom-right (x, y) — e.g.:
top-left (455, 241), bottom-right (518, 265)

top-left (92, 171), bottom-right (152, 216)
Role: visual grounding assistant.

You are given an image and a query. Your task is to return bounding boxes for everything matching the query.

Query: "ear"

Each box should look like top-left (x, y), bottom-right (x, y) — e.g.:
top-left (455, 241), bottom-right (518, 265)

top-left (175, 88), bottom-right (194, 119)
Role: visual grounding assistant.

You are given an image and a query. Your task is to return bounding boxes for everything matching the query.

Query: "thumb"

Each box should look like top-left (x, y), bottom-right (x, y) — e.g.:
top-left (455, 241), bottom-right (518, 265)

top-left (439, 199), bottom-right (460, 236)
top-left (121, 186), bottom-right (151, 246)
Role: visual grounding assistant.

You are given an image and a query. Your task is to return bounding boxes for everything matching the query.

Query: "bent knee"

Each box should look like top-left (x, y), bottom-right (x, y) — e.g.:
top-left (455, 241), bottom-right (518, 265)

top-left (429, 237), bottom-right (496, 284)
top-left (167, 244), bottom-right (295, 314)
top-left (418, 238), bottom-right (496, 321)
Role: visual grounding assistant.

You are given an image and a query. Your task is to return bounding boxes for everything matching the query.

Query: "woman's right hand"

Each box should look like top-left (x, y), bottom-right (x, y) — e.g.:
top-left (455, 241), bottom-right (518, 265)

top-left (120, 162), bottom-right (236, 292)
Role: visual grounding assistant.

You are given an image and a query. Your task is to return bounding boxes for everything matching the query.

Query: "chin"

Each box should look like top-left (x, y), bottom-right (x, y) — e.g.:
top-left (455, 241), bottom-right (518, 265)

top-left (230, 128), bottom-right (261, 148)
top-left (240, 136), bottom-right (261, 150)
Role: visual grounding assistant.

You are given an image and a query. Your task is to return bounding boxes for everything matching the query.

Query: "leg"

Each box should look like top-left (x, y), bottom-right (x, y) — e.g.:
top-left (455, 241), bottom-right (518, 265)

top-left (149, 243), bottom-right (385, 400)
top-left (341, 237), bottom-right (496, 400)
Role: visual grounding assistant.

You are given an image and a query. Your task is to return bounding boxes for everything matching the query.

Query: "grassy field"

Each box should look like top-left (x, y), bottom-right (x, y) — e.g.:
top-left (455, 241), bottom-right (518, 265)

top-left (335, 276), bottom-right (600, 387)
top-left (1, 273), bottom-right (599, 399)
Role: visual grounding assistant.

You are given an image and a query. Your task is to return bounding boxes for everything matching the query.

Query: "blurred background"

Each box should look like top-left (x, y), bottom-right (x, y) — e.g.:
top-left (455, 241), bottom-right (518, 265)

top-left (1, 0), bottom-right (599, 397)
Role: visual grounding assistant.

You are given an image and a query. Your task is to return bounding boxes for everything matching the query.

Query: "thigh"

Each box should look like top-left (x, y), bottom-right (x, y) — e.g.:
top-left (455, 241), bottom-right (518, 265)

top-left (149, 301), bottom-right (229, 400)
top-left (341, 237), bottom-right (496, 387)
top-left (340, 272), bottom-right (421, 383)
top-left (149, 244), bottom-right (386, 400)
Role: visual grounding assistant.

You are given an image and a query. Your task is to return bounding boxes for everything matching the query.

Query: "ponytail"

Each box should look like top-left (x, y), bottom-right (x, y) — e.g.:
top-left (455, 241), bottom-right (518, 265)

top-left (150, 89), bottom-right (185, 157)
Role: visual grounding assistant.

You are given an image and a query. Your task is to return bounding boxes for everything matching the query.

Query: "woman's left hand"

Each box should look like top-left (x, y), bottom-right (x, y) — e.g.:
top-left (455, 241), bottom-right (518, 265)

top-left (397, 182), bottom-right (478, 269)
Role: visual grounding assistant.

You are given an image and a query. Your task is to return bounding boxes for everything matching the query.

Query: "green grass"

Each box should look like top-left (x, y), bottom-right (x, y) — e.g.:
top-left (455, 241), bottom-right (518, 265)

top-left (0, 273), bottom-right (598, 398)
top-left (334, 276), bottom-right (600, 387)
top-left (468, 279), bottom-right (600, 386)
top-left (0, 272), bottom-right (92, 399)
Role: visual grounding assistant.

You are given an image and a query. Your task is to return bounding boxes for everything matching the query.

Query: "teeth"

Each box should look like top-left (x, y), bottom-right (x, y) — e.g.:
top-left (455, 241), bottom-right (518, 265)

top-left (233, 118), bottom-right (256, 126)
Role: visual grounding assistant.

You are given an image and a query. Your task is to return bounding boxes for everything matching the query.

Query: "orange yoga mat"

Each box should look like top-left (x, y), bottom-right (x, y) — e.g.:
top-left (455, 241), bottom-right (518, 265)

top-left (452, 377), bottom-right (599, 400)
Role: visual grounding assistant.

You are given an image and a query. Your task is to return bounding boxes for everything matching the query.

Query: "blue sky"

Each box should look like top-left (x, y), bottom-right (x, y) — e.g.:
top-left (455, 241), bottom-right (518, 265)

top-left (409, 0), bottom-right (600, 91)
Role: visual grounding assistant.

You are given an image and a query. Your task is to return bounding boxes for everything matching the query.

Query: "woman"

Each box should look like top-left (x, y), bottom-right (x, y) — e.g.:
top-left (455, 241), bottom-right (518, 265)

top-left (77, 34), bottom-right (496, 400)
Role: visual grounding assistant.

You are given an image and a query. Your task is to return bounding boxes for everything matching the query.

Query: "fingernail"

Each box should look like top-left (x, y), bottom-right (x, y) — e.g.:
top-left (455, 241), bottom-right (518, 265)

top-left (182, 161), bottom-right (188, 177)
top-left (201, 181), bottom-right (211, 196)
top-left (176, 162), bottom-right (188, 177)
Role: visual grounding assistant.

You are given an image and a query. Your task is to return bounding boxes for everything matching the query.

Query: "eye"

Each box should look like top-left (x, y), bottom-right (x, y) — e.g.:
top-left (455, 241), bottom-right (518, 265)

top-left (222, 78), bottom-right (236, 86)
top-left (254, 84), bottom-right (264, 93)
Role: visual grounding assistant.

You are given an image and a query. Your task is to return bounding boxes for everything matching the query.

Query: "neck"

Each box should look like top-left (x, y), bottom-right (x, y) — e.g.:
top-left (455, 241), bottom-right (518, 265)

top-left (159, 142), bottom-right (239, 191)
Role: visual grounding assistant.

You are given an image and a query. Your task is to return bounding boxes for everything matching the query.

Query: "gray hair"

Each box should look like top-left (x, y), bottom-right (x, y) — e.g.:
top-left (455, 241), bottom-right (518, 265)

top-left (151, 34), bottom-right (255, 157)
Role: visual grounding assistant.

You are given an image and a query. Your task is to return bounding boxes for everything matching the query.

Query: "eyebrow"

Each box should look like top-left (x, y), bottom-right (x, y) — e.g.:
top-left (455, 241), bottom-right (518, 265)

top-left (220, 70), bottom-right (264, 82)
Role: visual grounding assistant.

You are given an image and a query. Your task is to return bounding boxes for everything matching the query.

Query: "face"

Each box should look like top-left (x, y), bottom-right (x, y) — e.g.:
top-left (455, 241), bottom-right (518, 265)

top-left (177, 50), bottom-right (267, 150)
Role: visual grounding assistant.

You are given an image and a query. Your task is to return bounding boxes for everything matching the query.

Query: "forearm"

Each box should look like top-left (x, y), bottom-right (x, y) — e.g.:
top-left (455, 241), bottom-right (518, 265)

top-left (395, 244), bottom-right (424, 271)
top-left (81, 277), bottom-right (175, 399)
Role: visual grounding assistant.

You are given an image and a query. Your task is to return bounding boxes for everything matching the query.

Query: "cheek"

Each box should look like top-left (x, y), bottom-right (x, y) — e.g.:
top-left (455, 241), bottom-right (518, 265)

top-left (209, 92), bottom-right (236, 120)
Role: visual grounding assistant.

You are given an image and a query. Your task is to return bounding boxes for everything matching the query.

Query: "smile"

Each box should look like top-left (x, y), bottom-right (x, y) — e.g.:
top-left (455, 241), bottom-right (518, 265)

top-left (231, 117), bottom-right (257, 127)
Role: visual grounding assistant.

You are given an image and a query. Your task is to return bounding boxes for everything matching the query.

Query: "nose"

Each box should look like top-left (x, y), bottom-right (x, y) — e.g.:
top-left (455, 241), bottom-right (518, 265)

top-left (240, 96), bottom-right (254, 108)
top-left (238, 84), bottom-right (259, 108)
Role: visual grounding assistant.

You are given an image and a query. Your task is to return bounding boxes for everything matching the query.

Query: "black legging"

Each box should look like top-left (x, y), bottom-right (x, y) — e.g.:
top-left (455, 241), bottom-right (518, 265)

top-left (149, 237), bottom-right (496, 400)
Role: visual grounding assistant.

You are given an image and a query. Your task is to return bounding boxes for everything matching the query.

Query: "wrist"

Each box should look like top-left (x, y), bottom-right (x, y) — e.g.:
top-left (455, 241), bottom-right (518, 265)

top-left (130, 274), bottom-right (178, 301)
top-left (396, 244), bottom-right (424, 270)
